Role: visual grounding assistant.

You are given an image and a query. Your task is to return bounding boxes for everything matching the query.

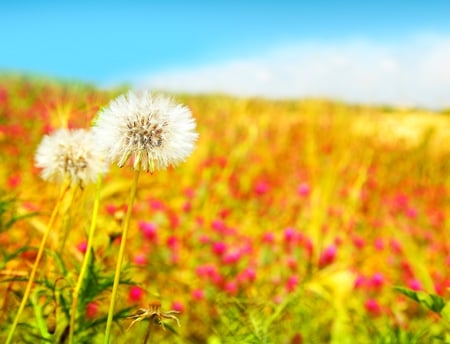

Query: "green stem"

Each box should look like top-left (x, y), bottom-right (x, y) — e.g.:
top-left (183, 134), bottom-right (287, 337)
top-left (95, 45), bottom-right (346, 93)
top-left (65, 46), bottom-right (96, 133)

top-left (104, 170), bottom-right (140, 343)
top-left (68, 175), bottom-right (102, 344)
top-left (58, 186), bottom-right (81, 254)
top-left (6, 182), bottom-right (70, 344)
top-left (30, 289), bottom-right (51, 340)
top-left (143, 319), bottom-right (152, 344)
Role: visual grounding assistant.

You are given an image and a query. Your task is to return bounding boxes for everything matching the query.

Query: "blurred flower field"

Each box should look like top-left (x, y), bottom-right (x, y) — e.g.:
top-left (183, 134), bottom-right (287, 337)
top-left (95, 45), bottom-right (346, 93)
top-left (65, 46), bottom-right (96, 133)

top-left (1, 75), bottom-right (450, 343)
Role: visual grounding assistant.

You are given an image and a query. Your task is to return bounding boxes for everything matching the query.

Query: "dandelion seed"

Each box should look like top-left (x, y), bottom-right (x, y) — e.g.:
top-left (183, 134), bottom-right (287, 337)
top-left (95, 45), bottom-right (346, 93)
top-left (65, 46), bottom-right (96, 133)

top-left (93, 91), bottom-right (198, 173)
top-left (34, 128), bottom-right (108, 186)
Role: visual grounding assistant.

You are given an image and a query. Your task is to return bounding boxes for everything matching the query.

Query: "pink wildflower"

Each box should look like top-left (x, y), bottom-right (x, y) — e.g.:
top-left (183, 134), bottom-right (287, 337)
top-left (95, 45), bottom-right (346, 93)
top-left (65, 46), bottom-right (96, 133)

top-left (219, 208), bottom-right (231, 219)
top-left (262, 232), bottom-right (275, 244)
top-left (183, 201), bottom-right (192, 212)
top-left (365, 298), bottom-right (382, 316)
top-left (77, 241), bottom-right (87, 254)
top-left (304, 238), bottom-right (314, 258)
top-left (408, 279), bottom-right (422, 291)
top-left (286, 256), bottom-right (298, 271)
top-left (7, 175), bottom-right (21, 188)
top-left (390, 239), bottom-right (402, 254)
top-left (242, 267), bottom-right (256, 282)
top-left (192, 289), bottom-right (205, 301)
top-left (129, 286), bottom-right (144, 303)
top-left (105, 204), bottom-right (118, 215)
top-left (184, 187), bottom-right (195, 198)
top-left (370, 272), bottom-right (384, 289)
top-left (284, 227), bottom-right (296, 243)
top-left (199, 234), bottom-right (211, 244)
top-left (133, 252), bottom-right (148, 265)
top-left (222, 251), bottom-right (242, 265)
top-left (195, 264), bottom-right (210, 278)
top-left (406, 207), bottom-right (418, 219)
top-left (224, 280), bottom-right (238, 296)
top-left (352, 235), bottom-right (365, 249)
top-left (318, 245), bottom-right (337, 268)
top-left (85, 302), bottom-right (99, 319)
top-left (171, 301), bottom-right (184, 312)
top-left (393, 193), bottom-right (409, 210)
top-left (254, 179), bottom-right (270, 195)
top-left (171, 252), bottom-right (179, 264)
top-left (354, 275), bottom-right (366, 289)
top-left (169, 212), bottom-right (180, 229)
top-left (374, 238), bottom-right (384, 251)
top-left (297, 182), bottom-right (310, 197)
top-left (212, 241), bottom-right (227, 256)
top-left (211, 270), bottom-right (224, 286)
top-left (148, 198), bottom-right (166, 211)
top-left (139, 221), bottom-right (158, 242)
top-left (211, 219), bottom-right (227, 233)
top-left (167, 235), bottom-right (179, 250)
top-left (286, 275), bottom-right (299, 292)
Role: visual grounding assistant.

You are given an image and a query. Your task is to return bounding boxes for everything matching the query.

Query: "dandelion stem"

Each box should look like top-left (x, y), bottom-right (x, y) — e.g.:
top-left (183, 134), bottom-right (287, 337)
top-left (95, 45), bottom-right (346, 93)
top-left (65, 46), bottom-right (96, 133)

top-left (6, 181), bottom-right (71, 344)
top-left (58, 186), bottom-right (81, 254)
top-left (143, 319), bottom-right (152, 344)
top-left (104, 169), bottom-right (140, 343)
top-left (68, 175), bottom-right (102, 344)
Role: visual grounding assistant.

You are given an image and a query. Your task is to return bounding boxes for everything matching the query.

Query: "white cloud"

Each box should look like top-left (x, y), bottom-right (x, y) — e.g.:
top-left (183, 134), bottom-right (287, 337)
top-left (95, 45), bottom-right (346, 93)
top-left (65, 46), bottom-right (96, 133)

top-left (135, 35), bottom-right (450, 109)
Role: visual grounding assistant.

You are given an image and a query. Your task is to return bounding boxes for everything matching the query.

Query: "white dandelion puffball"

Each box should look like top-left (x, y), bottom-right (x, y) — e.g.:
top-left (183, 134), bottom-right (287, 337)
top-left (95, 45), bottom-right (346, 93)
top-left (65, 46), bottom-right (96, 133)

top-left (35, 128), bottom-right (109, 186)
top-left (93, 91), bottom-right (198, 173)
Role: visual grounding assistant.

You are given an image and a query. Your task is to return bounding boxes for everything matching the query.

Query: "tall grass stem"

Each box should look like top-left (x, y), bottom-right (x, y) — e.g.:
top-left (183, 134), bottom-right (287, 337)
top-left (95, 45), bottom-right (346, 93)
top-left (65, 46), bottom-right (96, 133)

top-left (68, 175), bottom-right (103, 344)
top-left (6, 181), bottom-right (71, 344)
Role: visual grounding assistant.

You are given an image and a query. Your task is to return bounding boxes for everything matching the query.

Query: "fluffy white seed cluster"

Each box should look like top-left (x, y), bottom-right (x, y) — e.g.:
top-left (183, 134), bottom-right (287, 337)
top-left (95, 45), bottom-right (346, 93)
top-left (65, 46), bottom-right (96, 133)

top-left (34, 128), bottom-right (108, 186)
top-left (93, 91), bottom-right (198, 173)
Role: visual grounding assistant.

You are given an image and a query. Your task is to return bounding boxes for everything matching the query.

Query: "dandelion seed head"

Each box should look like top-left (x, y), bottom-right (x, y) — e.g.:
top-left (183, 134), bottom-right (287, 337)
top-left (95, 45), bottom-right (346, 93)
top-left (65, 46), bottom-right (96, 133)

top-left (34, 128), bottom-right (108, 186)
top-left (93, 91), bottom-right (198, 172)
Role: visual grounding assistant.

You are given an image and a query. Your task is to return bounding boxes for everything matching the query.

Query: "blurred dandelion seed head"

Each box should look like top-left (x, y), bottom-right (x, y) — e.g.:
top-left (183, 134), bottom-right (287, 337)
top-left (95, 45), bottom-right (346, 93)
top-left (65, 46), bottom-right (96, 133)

top-left (34, 128), bottom-right (108, 186)
top-left (93, 91), bottom-right (198, 173)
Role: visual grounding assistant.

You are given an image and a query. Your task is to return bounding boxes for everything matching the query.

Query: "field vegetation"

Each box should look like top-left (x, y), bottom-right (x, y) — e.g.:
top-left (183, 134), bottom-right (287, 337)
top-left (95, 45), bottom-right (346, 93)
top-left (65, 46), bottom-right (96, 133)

top-left (1, 75), bottom-right (450, 343)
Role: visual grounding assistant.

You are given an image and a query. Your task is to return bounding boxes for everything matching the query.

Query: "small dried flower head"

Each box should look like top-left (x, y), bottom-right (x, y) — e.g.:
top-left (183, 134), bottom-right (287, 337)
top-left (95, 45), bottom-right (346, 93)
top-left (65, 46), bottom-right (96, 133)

top-left (34, 128), bottom-right (108, 186)
top-left (127, 300), bottom-right (181, 330)
top-left (93, 91), bottom-right (198, 173)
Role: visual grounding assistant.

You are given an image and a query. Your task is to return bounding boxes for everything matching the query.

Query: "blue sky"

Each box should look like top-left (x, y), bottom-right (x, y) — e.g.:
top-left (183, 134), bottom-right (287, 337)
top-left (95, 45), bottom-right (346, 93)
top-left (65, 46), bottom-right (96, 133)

top-left (1, 1), bottom-right (450, 108)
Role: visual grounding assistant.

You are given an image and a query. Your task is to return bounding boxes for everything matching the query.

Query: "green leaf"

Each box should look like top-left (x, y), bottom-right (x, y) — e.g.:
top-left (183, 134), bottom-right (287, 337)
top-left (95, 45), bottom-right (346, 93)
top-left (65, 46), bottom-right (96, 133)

top-left (428, 294), bottom-right (446, 313)
top-left (440, 303), bottom-right (450, 322)
top-left (394, 286), bottom-right (421, 303)
top-left (394, 286), bottom-right (446, 314)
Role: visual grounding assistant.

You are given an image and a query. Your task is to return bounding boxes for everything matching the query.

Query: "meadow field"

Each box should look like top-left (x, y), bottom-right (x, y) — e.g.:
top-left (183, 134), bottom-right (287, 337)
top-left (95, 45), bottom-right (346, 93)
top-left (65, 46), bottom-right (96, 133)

top-left (0, 75), bottom-right (450, 343)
